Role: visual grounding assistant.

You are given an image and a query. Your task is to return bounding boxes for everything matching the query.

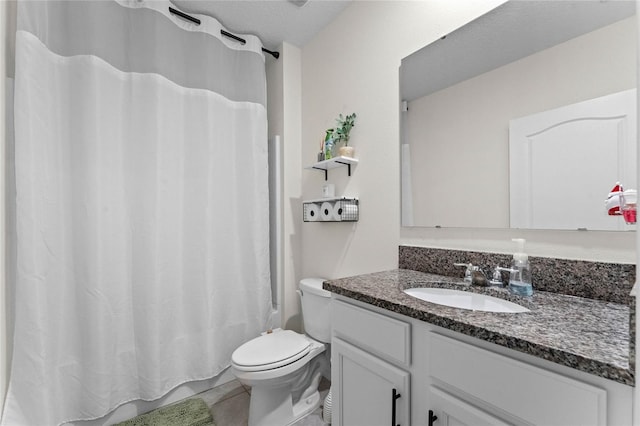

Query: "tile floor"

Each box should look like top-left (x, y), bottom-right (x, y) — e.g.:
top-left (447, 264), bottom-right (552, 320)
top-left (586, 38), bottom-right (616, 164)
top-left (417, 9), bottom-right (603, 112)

top-left (190, 377), bottom-right (331, 426)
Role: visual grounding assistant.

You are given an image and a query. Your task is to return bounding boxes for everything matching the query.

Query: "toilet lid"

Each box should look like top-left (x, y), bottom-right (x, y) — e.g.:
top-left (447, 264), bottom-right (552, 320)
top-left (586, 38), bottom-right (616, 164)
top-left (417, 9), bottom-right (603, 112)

top-left (232, 330), bottom-right (311, 371)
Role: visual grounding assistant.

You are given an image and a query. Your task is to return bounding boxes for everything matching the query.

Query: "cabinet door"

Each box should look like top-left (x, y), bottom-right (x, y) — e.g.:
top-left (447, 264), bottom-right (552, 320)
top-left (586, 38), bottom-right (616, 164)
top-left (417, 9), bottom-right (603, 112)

top-left (332, 337), bottom-right (410, 426)
top-left (428, 386), bottom-right (510, 426)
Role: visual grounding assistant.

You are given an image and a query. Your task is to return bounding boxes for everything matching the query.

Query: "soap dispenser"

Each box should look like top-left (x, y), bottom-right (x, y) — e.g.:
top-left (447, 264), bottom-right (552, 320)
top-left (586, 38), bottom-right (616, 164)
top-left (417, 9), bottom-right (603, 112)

top-left (509, 238), bottom-right (533, 296)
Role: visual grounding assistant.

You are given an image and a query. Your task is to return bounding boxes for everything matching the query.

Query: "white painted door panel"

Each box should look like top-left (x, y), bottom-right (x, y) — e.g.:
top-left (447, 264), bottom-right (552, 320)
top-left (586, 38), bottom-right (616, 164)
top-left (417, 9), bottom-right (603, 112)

top-left (510, 88), bottom-right (636, 230)
top-left (332, 337), bottom-right (410, 426)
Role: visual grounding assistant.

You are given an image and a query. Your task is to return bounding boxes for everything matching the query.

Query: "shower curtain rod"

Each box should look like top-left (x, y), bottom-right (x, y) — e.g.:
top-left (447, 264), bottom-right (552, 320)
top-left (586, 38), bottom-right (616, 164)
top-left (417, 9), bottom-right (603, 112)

top-left (169, 7), bottom-right (280, 59)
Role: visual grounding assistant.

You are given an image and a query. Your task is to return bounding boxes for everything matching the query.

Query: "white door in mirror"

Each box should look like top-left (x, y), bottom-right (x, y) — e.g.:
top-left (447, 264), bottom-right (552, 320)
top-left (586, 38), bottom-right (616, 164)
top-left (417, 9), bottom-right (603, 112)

top-left (509, 88), bottom-right (637, 231)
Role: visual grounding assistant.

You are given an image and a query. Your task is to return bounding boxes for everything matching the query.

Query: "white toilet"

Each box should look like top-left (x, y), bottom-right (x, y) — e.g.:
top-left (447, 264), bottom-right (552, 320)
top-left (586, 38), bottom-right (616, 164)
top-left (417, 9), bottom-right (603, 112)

top-left (231, 278), bottom-right (332, 426)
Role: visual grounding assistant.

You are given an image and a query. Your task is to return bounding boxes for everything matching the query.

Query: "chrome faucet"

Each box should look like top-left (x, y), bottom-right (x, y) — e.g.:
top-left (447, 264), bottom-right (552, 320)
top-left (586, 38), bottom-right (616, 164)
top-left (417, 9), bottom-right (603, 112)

top-left (492, 266), bottom-right (518, 287)
top-left (489, 266), bottom-right (508, 287)
top-left (454, 263), bottom-right (488, 286)
top-left (454, 263), bottom-right (473, 284)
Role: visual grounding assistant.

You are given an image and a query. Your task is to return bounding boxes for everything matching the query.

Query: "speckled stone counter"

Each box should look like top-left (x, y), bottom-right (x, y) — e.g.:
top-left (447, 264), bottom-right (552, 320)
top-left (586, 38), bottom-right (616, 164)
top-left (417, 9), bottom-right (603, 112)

top-left (399, 246), bottom-right (635, 304)
top-left (324, 269), bottom-right (634, 386)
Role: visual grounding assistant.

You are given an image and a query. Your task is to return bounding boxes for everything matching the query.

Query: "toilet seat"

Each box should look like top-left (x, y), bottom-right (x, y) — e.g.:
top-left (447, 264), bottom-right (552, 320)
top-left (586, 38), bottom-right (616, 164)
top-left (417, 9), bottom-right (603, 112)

top-left (232, 330), bottom-right (311, 372)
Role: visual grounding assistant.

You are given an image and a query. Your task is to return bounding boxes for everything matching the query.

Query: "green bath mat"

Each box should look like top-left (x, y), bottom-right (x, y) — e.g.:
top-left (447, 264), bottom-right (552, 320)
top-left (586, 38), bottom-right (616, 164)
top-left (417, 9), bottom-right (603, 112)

top-left (113, 398), bottom-right (214, 426)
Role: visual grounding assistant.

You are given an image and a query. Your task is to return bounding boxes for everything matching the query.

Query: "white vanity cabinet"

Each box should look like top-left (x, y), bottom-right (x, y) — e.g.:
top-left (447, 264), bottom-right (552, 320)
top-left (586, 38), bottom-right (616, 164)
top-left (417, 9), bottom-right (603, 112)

top-left (331, 296), bottom-right (633, 426)
top-left (331, 300), bottom-right (411, 426)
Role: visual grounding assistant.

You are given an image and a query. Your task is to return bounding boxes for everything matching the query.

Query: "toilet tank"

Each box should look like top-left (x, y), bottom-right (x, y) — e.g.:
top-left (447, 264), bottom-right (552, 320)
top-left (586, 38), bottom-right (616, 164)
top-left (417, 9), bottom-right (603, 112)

top-left (299, 278), bottom-right (332, 343)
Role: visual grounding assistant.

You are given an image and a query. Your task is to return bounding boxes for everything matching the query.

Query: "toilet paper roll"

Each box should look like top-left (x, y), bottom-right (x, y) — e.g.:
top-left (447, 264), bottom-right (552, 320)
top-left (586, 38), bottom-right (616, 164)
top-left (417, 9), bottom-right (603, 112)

top-left (332, 203), bottom-right (343, 221)
top-left (320, 202), bottom-right (334, 221)
top-left (342, 204), bottom-right (358, 220)
top-left (306, 203), bottom-right (320, 222)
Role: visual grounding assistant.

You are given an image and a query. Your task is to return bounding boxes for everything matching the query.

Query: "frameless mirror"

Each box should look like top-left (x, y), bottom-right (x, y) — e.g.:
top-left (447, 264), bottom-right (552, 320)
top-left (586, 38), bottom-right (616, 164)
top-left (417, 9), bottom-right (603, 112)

top-left (400, 0), bottom-right (637, 230)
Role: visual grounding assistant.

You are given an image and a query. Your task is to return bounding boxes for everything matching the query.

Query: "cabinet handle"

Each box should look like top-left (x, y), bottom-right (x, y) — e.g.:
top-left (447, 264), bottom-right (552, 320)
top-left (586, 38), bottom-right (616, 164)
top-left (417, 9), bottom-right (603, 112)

top-left (428, 409), bottom-right (438, 426)
top-left (392, 388), bottom-right (401, 426)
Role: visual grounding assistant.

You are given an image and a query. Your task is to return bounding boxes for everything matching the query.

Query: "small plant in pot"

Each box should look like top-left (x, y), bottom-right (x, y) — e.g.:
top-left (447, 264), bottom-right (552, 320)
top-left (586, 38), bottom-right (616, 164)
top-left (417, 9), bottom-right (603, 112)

top-left (333, 113), bottom-right (357, 158)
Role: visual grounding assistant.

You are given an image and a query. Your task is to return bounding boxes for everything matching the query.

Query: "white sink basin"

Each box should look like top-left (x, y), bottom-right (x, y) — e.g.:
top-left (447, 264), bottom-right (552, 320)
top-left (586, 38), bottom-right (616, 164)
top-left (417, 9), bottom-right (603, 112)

top-left (404, 287), bottom-right (530, 313)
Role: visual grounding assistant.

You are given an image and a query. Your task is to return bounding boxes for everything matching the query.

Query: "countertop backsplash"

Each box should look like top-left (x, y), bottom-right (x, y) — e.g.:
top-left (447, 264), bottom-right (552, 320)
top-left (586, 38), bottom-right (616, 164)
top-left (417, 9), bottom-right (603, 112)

top-left (399, 245), bottom-right (636, 305)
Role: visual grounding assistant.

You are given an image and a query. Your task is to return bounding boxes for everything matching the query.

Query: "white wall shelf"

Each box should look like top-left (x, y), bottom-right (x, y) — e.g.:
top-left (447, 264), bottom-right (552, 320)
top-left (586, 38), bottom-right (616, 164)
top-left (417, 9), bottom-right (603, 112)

top-left (306, 156), bottom-right (358, 181)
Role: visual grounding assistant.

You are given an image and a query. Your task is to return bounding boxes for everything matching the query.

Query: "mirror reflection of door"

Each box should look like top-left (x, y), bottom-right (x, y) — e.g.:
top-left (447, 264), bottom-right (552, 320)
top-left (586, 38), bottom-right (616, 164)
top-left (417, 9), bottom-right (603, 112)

top-left (400, 1), bottom-right (636, 231)
top-left (510, 89), bottom-right (637, 231)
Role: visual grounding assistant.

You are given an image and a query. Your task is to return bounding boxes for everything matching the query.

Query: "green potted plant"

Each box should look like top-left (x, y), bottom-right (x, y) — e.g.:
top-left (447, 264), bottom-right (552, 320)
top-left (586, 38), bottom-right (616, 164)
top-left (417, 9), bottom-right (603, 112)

top-left (333, 113), bottom-right (357, 158)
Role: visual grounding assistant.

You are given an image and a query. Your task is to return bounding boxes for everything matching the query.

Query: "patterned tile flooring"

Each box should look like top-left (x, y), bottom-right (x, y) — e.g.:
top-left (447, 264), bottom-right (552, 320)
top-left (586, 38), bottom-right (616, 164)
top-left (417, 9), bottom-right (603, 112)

top-left (193, 378), bottom-right (331, 426)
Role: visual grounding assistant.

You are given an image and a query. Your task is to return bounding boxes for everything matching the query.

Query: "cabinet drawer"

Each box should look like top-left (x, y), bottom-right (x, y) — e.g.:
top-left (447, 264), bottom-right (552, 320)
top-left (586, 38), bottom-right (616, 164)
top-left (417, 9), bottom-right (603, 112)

top-left (429, 332), bottom-right (606, 426)
top-left (332, 299), bottom-right (411, 366)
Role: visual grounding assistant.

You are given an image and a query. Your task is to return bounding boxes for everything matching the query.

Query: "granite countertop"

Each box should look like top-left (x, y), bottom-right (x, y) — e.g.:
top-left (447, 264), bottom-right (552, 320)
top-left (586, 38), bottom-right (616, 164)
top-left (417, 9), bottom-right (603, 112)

top-left (324, 269), bottom-right (633, 386)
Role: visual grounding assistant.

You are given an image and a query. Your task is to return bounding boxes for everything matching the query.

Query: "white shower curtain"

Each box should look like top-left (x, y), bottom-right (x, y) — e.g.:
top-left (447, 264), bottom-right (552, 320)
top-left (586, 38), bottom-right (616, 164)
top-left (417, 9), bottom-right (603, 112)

top-left (3, 1), bottom-right (272, 425)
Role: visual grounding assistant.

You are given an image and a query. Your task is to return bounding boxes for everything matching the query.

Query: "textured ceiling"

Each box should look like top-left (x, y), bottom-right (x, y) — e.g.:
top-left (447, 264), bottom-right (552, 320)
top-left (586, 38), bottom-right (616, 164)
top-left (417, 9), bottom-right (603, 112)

top-left (400, 0), bottom-right (636, 102)
top-left (171, 0), bottom-right (352, 51)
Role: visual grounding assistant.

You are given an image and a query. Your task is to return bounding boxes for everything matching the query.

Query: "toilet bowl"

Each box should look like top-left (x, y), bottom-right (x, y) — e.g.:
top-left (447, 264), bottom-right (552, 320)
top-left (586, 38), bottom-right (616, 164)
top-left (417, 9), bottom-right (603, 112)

top-left (231, 278), bottom-right (332, 426)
